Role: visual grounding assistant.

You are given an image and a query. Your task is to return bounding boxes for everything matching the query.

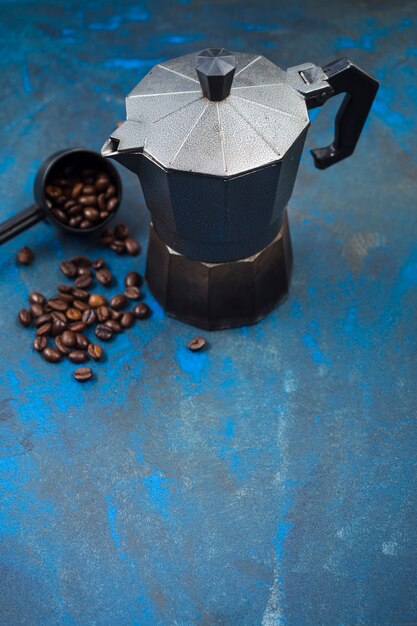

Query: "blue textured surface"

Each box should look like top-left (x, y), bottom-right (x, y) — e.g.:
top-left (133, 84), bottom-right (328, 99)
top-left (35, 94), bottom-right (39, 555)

top-left (1, 1), bottom-right (417, 624)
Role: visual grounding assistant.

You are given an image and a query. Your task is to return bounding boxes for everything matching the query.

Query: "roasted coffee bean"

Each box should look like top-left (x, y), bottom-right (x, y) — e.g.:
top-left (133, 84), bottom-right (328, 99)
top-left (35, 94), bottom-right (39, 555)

top-left (110, 240), bottom-right (126, 255)
top-left (58, 284), bottom-right (73, 294)
top-left (83, 207), bottom-right (99, 222)
top-left (97, 193), bottom-right (107, 211)
top-left (125, 237), bottom-right (140, 256)
top-left (52, 208), bottom-right (67, 223)
top-left (30, 303), bottom-right (44, 318)
top-left (61, 330), bottom-right (76, 347)
top-left (33, 336), bottom-right (47, 352)
top-left (125, 271), bottom-right (142, 288)
top-left (55, 335), bottom-right (70, 355)
top-left (43, 346), bottom-right (62, 363)
top-left (109, 294), bottom-right (127, 310)
top-left (76, 333), bottom-right (90, 349)
top-left (73, 299), bottom-right (89, 311)
top-left (74, 274), bottom-right (92, 289)
top-left (29, 292), bottom-right (46, 305)
top-left (45, 185), bottom-right (62, 199)
top-left (95, 324), bottom-right (113, 341)
top-left (107, 197), bottom-right (119, 212)
top-left (66, 308), bottom-right (82, 321)
top-left (114, 223), bottom-right (128, 239)
top-left (48, 298), bottom-right (68, 312)
top-left (125, 286), bottom-right (140, 300)
top-left (79, 219), bottom-right (93, 229)
top-left (71, 182), bottom-right (84, 199)
top-left (88, 343), bottom-right (103, 360)
top-left (69, 215), bottom-right (83, 228)
top-left (68, 204), bottom-right (82, 215)
top-left (56, 292), bottom-right (74, 304)
top-left (18, 309), bottom-right (32, 326)
top-left (79, 195), bottom-right (97, 207)
top-left (104, 319), bottom-right (121, 333)
top-left (96, 305), bottom-right (110, 322)
top-left (82, 308), bottom-right (96, 326)
top-left (92, 258), bottom-right (105, 270)
top-left (68, 321), bottom-right (86, 332)
top-left (60, 261), bottom-right (77, 277)
top-left (106, 185), bottom-right (117, 199)
top-left (95, 175), bottom-right (110, 192)
top-left (99, 230), bottom-right (115, 246)
top-left (73, 367), bottom-right (93, 382)
top-left (72, 288), bottom-right (89, 300)
top-left (99, 211), bottom-right (110, 220)
top-left (64, 199), bottom-right (77, 210)
top-left (71, 256), bottom-right (91, 267)
top-left (51, 318), bottom-right (67, 336)
top-left (187, 336), bottom-right (206, 351)
top-left (82, 184), bottom-right (96, 194)
top-left (34, 313), bottom-right (51, 327)
top-left (96, 268), bottom-right (113, 286)
top-left (133, 303), bottom-right (151, 320)
top-left (120, 312), bottom-right (134, 329)
top-left (110, 309), bottom-right (123, 320)
top-left (51, 311), bottom-right (67, 323)
top-left (37, 322), bottom-right (52, 336)
top-left (68, 350), bottom-right (89, 364)
top-left (56, 196), bottom-right (67, 206)
top-left (17, 246), bottom-right (34, 265)
top-left (88, 294), bottom-right (106, 308)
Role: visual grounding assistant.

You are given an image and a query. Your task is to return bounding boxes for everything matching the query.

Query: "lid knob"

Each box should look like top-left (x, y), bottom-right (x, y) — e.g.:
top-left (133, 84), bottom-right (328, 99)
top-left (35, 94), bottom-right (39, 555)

top-left (195, 48), bottom-right (236, 101)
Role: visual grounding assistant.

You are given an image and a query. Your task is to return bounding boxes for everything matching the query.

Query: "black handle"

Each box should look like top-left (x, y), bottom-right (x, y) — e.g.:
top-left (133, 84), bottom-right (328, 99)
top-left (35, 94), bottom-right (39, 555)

top-left (0, 204), bottom-right (45, 245)
top-left (311, 58), bottom-right (379, 169)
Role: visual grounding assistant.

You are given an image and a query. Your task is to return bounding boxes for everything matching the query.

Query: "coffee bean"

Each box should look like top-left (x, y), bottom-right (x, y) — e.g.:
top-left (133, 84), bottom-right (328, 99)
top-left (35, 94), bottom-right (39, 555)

top-left (82, 308), bottom-right (96, 326)
top-left (72, 288), bottom-right (89, 300)
top-left (106, 185), bottom-right (117, 199)
top-left (84, 207), bottom-right (99, 222)
top-left (51, 311), bottom-right (67, 324)
top-left (61, 330), bottom-right (76, 347)
top-left (18, 309), bottom-right (32, 326)
top-left (99, 211), bottom-right (110, 220)
top-left (43, 347), bottom-right (62, 363)
top-left (66, 308), bottom-right (82, 321)
top-left (17, 246), bottom-right (34, 265)
top-left (96, 305), bottom-right (110, 322)
top-left (60, 261), bottom-right (77, 277)
top-left (79, 219), bottom-right (92, 229)
top-left (52, 208), bottom-right (67, 223)
top-left (51, 318), bottom-right (67, 336)
top-left (96, 268), bottom-right (113, 286)
top-left (133, 303), bottom-right (150, 320)
top-left (110, 309), bottom-right (123, 320)
top-left (79, 195), bottom-right (97, 206)
top-left (71, 182), bottom-right (84, 199)
top-left (73, 299), bottom-right (89, 312)
top-left (65, 199), bottom-right (77, 210)
top-left (48, 298), bottom-right (68, 312)
top-left (92, 258), bottom-right (105, 270)
top-left (68, 204), bottom-right (82, 215)
top-left (73, 367), bottom-right (93, 382)
top-left (125, 237), bottom-right (140, 256)
top-left (29, 292), bottom-right (46, 305)
top-left (88, 344), bottom-right (103, 360)
top-left (69, 215), bottom-right (83, 228)
top-left (75, 275), bottom-right (92, 289)
top-left (58, 284), bottom-right (73, 294)
top-left (105, 319), bottom-right (122, 333)
top-left (56, 292), bottom-right (74, 304)
top-left (75, 333), bottom-right (90, 350)
top-left (45, 185), bottom-right (62, 199)
top-left (82, 184), bottom-right (96, 194)
top-left (37, 322), bottom-right (52, 336)
top-left (115, 224), bottom-right (129, 242)
top-left (109, 294), bottom-right (127, 310)
top-left (30, 303), bottom-right (44, 318)
top-left (71, 256), bottom-right (92, 267)
top-left (125, 286), bottom-right (140, 300)
top-left (33, 336), bottom-right (47, 352)
top-left (88, 294), bottom-right (106, 308)
top-left (100, 230), bottom-right (115, 246)
top-left (68, 350), bottom-right (89, 364)
top-left (97, 193), bottom-right (107, 211)
top-left (95, 324), bottom-right (113, 341)
top-left (68, 321), bottom-right (86, 332)
top-left (95, 175), bottom-right (110, 192)
top-left (187, 336), bottom-right (206, 351)
top-left (125, 271), bottom-right (142, 288)
top-left (34, 313), bottom-right (51, 327)
top-left (55, 335), bottom-right (70, 355)
top-left (77, 266), bottom-right (92, 277)
top-left (110, 240), bottom-right (126, 255)
top-left (120, 312), bottom-right (134, 328)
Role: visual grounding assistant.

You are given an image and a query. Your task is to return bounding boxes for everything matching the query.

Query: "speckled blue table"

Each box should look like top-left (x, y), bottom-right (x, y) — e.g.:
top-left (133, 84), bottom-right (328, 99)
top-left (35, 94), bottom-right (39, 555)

top-left (1, 1), bottom-right (417, 624)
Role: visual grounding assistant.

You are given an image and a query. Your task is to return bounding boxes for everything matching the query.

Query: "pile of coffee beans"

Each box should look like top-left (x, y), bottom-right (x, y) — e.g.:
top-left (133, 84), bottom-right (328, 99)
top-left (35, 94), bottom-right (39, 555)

top-left (18, 256), bottom-right (151, 382)
top-left (45, 165), bottom-right (120, 230)
top-left (99, 223), bottom-right (141, 256)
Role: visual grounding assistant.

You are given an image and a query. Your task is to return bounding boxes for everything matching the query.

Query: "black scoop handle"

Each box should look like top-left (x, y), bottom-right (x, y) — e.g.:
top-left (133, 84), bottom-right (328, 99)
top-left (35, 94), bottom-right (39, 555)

top-left (311, 58), bottom-right (379, 169)
top-left (0, 204), bottom-right (44, 245)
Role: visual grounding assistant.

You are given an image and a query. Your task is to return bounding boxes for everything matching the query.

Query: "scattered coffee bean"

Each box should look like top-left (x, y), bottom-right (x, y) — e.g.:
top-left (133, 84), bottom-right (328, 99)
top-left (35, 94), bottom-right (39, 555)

top-left (73, 299), bottom-right (89, 312)
top-left (61, 330), bottom-right (76, 347)
top-left (51, 311), bottom-right (67, 323)
top-left (37, 322), bottom-right (52, 336)
top-left (55, 335), bottom-right (70, 355)
top-left (60, 261), bottom-right (77, 277)
top-left (125, 237), bottom-right (140, 256)
top-left (71, 256), bottom-right (92, 267)
top-left (75, 274), bottom-right (92, 289)
top-left (49, 298), bottom-right (68, 312)
top-left (18, 309), bottom-right (32, 327)
top-left (77, 266), bottom-right (92, 278)
top-left (17, 246), bottom-right (34, 265)
top-left (68, 321), bottom-right (86, 332)
top-left (133, 303), bottom-right (150, 319)
top-left (114, 223), bottom-right (129, 239)
top-left (120, 312), bottom-right (134, 328)
top-left (76, 333), bottom-right (90, 350)
top-left (125, 271), bottom-right (142, 288)
top-left (72, 288), bottom-right (89, 300)
top-left (95, 324), bottom-right (113, 341)
top-left (43, 346), bottom-right (62, 363)
top-left (110, 240), bottom-right (126, 255)
top-left (88, 294), bottom-right (106, 308)
top-left (33, 336), bottom-right (47, 352)
top-left (57, 292), bottom-right (74, 304)
top-left (92, 258), bottom-right (105, 270)
top-left (99, 229), bottom-right (115, 246)
top-left (73, 367), bottom-right (93, 382)
top-left (96, 305), bottom-right (110, 322)
top-left (82, 308), bottom-right (96, 326)
top-left (29, 292), bottom-right (46, 305)
top-left (187, 336), bottom-right (206, 351)
top-left (66, 308), bottom-right (82, 321)
top-left (104, 319), bottom-right (121, 333)
top-left (110, 309), bottom-right (123, 320)
top-left (96, 268), bottom-right (113, 286)
top-left (88, 343), bottom-right (103, 361)
top-left (51, 318), bottom-right (67, 336)
top-left (34, 313), bottom-right (51, 327)
top-left (68, 350), bottom-right (89, 364)
top-left (58, 284), bottom-right (73, 294)
top-left (125, 286), bottom-right (140, 300)
top-left (109, 294), bottom-right (127, 310)
top-left (30, 303), bottom-right (44, 318)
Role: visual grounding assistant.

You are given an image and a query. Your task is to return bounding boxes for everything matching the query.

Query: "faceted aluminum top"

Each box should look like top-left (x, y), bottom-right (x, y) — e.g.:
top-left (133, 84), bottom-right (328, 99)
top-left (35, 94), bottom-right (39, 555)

top-left (102, 51), bottom-right (310, 178)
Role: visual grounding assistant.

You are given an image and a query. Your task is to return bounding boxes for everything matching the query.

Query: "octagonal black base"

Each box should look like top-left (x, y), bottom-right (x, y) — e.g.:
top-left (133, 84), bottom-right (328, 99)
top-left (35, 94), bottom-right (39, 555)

top-left (145, 211), bottom-right (292, 330)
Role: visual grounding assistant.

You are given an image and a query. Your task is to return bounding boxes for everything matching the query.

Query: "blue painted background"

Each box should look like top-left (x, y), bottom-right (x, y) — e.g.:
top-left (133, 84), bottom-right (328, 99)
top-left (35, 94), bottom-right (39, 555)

top-left (1, 1), bottom-right (417, 624)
